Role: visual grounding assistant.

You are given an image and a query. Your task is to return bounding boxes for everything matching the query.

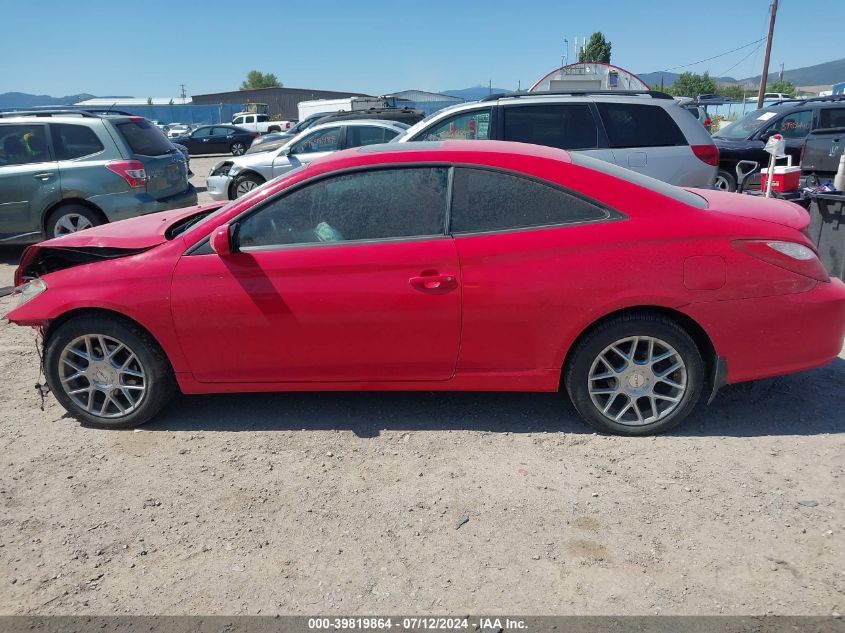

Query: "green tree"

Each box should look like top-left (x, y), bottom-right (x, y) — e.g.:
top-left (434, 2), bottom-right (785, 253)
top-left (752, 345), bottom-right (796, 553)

top-left (168, 98), bottom-right (174, 105)
top-left (241, 70), bottom-right (281, 90)
top-left (715, 84), bottom-right (747, 101)
top-left (767, 79), bottom-right (796, 97)
top-left (146, 96), bottom-right (153, 105)
top-left (669, 71), bottom-right (717, 97)
top-left (578, 32), bottom-right (612, 64)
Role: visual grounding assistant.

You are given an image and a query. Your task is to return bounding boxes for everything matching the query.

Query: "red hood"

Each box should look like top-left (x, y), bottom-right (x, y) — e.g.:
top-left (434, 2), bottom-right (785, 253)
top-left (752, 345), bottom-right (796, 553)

top-left (39, 202), bottom-right (227, 249)
top-left (689, 188), bottom-right (809, 231)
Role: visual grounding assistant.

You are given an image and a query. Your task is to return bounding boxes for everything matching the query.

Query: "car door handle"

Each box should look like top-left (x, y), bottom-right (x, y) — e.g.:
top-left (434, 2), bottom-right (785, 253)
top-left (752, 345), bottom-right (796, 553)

top-left (409, 273), bottom-right (457, 293)
top-left (202, 138), bottom-right (209, 142)
top-left (33, 172), bottom-right (54, 180)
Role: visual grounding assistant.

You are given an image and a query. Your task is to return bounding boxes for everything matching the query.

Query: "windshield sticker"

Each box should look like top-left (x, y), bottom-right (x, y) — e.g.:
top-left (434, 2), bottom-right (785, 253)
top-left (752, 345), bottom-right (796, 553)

top-left (757, 112), bottom-right (777, 121)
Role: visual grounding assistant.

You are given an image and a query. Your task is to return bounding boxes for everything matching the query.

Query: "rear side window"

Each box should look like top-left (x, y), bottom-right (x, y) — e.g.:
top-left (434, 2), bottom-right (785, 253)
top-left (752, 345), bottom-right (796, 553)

top-left (819, 108), bottom-right (845, 129)
top-left (115, 120), bottom-right (173, 156)
top-left (50, 123), bottom-right (104, 160)
top-left (345, 126), bottom-right (397, 147)
top-left (0, 124), bottom-right (50, 166)
top-left (237, 167), bottom-right (448, 248)
top-left (503, 104), bottom-right (599, 150)
top-left (450, 168), bottom-right (608, 234)
top-left (596, 103), bottom-right (687, 148)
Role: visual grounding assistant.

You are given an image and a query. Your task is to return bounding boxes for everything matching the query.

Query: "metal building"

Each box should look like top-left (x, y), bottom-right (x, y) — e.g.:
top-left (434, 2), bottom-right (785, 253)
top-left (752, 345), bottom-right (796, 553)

top-left (191, 86), bottom-right (373, 120)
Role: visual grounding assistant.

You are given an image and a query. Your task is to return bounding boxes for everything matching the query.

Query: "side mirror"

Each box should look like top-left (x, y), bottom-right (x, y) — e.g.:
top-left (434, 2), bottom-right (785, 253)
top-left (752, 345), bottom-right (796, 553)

top-left (281, 147), bottom-right (292, 156)
top-left (210, 224), bottom-right (234, 255)
top-left (759, 130), bottom-right (773, 142)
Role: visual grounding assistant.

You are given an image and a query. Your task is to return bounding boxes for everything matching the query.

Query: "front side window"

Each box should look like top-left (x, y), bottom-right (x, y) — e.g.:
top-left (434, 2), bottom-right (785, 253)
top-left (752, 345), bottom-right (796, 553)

top-left (596, 103), bottom-right (687, 148)
top-left (237, 167), bottom-right (448, 248)
top-left (503, 104), bottom-right (599, 150)
top-left (417, 108), bottom-right (491, 141)
top-left (450, 167), bottom-right (608, 234)
top-left (233, 117), bottom-right (244, 125)
top-left (0, 124), bottom-right (50, 166)
top-left (51, 123), bottom-right (105, 160)
top-left (291, 127), bottom-right (341, 154)
top-left (766, 110), bottom-right (812, 139)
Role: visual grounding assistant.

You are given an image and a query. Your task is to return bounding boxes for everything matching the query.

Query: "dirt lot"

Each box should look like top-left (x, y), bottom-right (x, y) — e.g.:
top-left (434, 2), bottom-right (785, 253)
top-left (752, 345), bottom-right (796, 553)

top-left (0, 167), bottom-right (843, 615)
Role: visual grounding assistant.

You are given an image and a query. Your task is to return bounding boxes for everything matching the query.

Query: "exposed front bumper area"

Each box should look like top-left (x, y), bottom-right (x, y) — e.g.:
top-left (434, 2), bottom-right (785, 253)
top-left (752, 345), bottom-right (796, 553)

top-left (683, 278), bottom-right (845, 385)
top-left (206, 174), bottom-right (233, 201)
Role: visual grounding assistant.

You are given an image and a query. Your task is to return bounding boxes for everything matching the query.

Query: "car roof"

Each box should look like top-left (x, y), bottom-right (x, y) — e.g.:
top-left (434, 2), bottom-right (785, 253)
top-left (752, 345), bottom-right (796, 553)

top-left (309, 119), bottom-right (406, 132)
top-left (329, 139), bottom-right (573, 165)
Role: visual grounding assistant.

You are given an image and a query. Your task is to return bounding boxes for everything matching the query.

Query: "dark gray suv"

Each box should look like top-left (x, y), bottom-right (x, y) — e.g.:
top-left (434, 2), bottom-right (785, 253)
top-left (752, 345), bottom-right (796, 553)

top-left (0, 110), bottom-right (197, 244)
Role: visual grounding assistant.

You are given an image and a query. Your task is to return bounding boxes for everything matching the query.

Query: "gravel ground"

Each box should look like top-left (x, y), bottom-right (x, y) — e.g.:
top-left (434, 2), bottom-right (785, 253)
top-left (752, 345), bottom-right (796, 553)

top-left (0, 170), bottom-right (843, 615)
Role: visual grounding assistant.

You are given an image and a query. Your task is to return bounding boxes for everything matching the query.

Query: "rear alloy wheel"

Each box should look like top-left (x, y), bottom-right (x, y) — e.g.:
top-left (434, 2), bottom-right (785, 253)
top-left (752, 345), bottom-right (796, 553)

top-left (45, 315), bottom-right (176, 428)
top-left (233, 173), bottom-right (265, 198)
top-left (46, 205), bottom-right (102, 238)
top-left (565, 314), bottom-right (704, 435)
top-left (714, 170), bottom-right (737, 192)
top-left (230, 142), bottom-right (247, 156)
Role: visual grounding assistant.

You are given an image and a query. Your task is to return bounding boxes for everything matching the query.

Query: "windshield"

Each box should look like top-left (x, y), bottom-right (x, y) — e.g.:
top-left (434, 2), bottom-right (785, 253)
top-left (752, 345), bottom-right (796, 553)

top-left (713, 109), bottom-right (778, 140)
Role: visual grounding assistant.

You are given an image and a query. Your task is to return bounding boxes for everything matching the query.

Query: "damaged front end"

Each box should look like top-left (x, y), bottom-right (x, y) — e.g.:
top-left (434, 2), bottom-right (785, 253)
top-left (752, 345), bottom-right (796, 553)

top-left (14, 245), bottom-right (152, 286)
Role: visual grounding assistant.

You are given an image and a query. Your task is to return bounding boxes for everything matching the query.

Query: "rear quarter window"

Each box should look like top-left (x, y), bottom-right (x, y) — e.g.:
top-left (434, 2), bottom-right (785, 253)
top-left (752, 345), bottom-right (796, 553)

top-left (596, 103), bottom-right (687, 148)
top-left (115, 120), bottom-right (173, 156)
top-left (50, 123), bottom-right (104, 160)
top-left (450, 167), bottom-right (611, 234)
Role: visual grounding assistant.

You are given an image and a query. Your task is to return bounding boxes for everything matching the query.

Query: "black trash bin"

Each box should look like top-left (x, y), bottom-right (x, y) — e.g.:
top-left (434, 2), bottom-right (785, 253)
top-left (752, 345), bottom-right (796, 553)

top-left (805, 193), bottom-right (845, 281)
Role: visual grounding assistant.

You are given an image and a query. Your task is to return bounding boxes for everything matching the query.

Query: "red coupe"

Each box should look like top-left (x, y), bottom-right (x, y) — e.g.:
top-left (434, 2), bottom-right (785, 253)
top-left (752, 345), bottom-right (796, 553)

top-left (8, 141), bottom-right (845, 434)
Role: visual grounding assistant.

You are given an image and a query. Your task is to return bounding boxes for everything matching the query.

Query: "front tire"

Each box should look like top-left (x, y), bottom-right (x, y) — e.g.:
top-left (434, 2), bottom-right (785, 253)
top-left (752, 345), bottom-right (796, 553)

top-left (564, 313), bottom-right (704, 435)
top-left (45, 315), bottom-right (176, 429)
top-left (233, 172), bottom-right (265, 198)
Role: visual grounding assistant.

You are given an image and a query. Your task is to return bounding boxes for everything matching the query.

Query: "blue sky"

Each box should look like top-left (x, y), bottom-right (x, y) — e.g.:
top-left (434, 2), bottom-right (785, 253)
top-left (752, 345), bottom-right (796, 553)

top-left (2, 0), bottom-right (843, 97)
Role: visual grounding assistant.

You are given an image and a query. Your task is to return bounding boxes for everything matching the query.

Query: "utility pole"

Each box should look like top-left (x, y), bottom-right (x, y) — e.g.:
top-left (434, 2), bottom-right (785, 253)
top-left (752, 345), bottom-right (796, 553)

top-left (180, 83), bottom-right (187, 103)
top-left (779, 62), bottom-right (784, 81)
top-left (756, 0), bottom-right (778, 109)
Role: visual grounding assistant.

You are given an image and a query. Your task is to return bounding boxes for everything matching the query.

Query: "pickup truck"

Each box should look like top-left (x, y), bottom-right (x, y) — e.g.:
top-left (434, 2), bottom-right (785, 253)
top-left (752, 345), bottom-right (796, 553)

top-left (231, 112), bottom-right (294, 134)
top-left (801, 127), bottom-right (845, 181)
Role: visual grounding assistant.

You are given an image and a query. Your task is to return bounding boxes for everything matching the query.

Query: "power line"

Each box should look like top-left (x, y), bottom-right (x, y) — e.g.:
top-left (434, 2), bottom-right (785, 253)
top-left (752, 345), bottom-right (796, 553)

top-left (657, 37), bottom-right (767, 73)
top-left (716, 40), bottom-right (766, 77)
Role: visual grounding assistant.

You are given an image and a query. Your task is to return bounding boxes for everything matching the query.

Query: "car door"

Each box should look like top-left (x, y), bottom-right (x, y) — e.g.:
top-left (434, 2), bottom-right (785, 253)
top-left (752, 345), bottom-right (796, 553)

top-left (170, 166), bottom-right (461, 383)
top-left (0, 123), bottom-right (61, 241)
top-left (594, 102), bottom-right (692, 183)
top-left (187, 127), bottom-right (214, 154)
top-left (499, 102), bottom-right (615, 164)
top-left (211, 127), bottom-right (236, 153)
top-left (271, 126), bottom-right (341, 176)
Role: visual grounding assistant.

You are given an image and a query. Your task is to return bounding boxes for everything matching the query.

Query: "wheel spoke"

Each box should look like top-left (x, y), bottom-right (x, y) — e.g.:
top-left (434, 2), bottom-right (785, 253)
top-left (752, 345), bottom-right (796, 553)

top-left (61, 370), bottom-right (86, 384)
top-left (655, 361), bottom-right (683, 378)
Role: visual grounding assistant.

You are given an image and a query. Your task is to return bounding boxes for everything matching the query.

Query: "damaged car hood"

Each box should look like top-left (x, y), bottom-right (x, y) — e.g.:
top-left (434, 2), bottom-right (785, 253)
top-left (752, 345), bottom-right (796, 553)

top-left (39, 202), bottom-right (226, 250)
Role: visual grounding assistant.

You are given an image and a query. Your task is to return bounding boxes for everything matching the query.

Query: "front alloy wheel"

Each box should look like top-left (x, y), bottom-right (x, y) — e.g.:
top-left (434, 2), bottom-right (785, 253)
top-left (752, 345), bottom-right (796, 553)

top-left (565, 313), bottom-right (704, 435)
top-left (45, 315), bottom-right (176, 428)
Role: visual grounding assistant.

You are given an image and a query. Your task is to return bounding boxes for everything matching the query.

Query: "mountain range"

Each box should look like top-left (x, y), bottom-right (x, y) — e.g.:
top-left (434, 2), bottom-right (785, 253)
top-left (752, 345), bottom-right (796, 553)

top-left (3, 58), bottom-right (842, 110)
top-left (639, 57), bottom-right (845, 89)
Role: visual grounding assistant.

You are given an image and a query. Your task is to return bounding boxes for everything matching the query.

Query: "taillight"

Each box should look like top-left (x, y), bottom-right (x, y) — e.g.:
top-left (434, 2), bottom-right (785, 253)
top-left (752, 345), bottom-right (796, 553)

top-left (285, 122), bottom-right (291, 129)
top-left (14, 245), bottom-right (39, 286)
top-left (691, 144), bottom-right (719, 166)
top-left (704, 117), bottom-right (712, 127)
top-left (251, 133), bottom-right (259, 139)
top-left (733, 240), bottom-right (829, 282)
top-left (106, 160), bottom-right (147, 188)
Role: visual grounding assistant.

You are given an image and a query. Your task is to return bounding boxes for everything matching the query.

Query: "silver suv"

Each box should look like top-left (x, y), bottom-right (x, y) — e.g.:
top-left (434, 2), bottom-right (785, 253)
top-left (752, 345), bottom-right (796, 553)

top-left (396, 90), bottom-right (718, 186)
top-left (0, 110), bottom-right (196, 244)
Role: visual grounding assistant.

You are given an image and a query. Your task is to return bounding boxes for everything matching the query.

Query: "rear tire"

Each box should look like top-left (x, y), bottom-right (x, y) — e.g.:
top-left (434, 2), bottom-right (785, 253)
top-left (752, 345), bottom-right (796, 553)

top-left (46, 204), bottom-right (102, 239)
top-left (714, 169), bottom-right (737, 192)
top-left (233, 173), bottom-right (265, 198)
top-left (45, 315), bottom-right (176, 429)
top-left (231, 142), bottom-right (246, 156)
top-left (564, 313), bottom-right (704, 436)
